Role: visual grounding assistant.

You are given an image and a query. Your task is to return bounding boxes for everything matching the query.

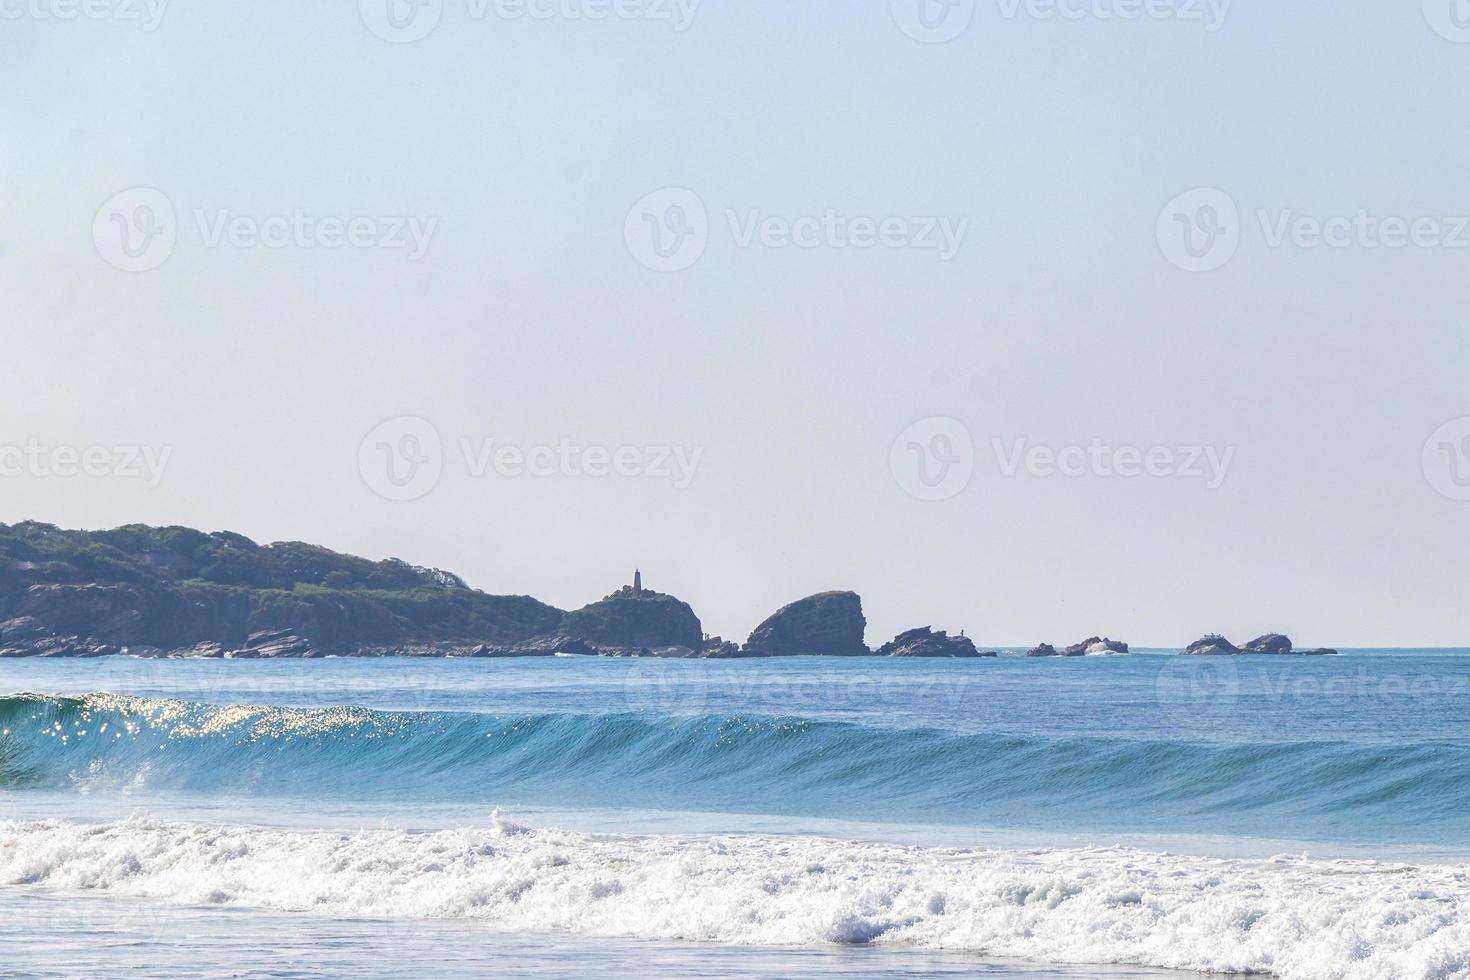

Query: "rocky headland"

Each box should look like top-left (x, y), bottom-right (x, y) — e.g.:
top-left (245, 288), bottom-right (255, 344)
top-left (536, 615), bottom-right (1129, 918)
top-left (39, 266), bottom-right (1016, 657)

top-left (0, 522), bottom-right (563, 659)
top-left (0, 522), bottom-right (1340, 661)
top-left (0, 523), bottom-right (898, 660)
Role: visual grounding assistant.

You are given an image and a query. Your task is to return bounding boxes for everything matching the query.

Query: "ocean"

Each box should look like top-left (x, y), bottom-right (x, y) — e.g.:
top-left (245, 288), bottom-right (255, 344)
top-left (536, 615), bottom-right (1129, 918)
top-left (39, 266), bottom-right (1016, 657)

top-left (1, 651), bottom-right (1467, 978)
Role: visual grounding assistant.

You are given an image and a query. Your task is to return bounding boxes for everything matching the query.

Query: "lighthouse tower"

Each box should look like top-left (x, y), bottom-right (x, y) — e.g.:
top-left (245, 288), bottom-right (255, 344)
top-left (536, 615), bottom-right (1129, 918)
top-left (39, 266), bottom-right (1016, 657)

top-left (633, 569), bottom-right (643, 595)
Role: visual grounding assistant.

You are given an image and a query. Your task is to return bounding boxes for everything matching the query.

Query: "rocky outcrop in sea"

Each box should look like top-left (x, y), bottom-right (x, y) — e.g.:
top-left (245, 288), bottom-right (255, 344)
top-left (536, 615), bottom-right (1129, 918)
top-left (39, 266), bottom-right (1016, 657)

top-left (877, 627), bottom-right (993, 658)
top-left (1026, 636), bottom-right (1130, 657)
top-left (1183, 633), bottom-right (1337, 656)
top-left (741, 591), bottom-right (870, 657)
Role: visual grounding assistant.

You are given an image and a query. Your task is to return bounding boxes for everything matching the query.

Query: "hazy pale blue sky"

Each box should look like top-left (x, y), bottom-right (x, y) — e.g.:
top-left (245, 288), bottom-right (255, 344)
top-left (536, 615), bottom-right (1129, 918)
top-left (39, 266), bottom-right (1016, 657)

top-left (3, 2), bottom-right (1468, 646)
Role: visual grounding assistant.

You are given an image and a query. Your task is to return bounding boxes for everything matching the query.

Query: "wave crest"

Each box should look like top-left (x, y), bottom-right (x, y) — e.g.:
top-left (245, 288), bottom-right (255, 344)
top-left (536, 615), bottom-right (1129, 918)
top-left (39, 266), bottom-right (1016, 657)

top-left (4, 694), bottom-right (1469, 843)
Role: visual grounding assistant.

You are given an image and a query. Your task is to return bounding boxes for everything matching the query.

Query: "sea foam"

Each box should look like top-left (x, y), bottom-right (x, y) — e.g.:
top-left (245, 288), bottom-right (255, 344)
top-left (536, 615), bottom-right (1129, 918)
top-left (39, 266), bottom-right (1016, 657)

top-left (1, 815), bottom-right (1466, 979)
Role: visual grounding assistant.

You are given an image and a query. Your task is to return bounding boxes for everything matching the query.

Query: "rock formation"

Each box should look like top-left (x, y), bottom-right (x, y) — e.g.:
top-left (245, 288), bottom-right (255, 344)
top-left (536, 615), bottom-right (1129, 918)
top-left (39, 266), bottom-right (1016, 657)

top-left (0, 521), bottom-right (563, 658)
top-left (700, 636), bottom-right (741, 659)
top-left (561, 587), bottom-right (704, 651)
top-left (1184, 633), bottom-right (1337, 656)
top-left (878, 627), bottom-right (994, 658)
top-left (742, 592), bottom-right (869, 657)
top-left (1184, 634), bottom-right (1242, 656)
top-left (1027, 636), bottom-right (1130, 657)
top-left (1242, 633), bottom-right (1293, 655)
top-left (0, 521), bottom-right (1344, 662)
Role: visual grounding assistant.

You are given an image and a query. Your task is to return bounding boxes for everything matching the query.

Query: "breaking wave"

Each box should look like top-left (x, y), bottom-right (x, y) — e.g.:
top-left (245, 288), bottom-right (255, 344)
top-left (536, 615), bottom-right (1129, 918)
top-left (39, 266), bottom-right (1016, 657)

top-left (3, 694), bottom-right (1470, 845)
top-left (1, 814), bottom-right (1467, 979)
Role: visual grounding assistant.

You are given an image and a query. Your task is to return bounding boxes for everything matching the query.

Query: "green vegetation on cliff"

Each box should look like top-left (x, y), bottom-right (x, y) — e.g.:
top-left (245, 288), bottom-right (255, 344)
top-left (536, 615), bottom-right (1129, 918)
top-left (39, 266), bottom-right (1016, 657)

top-left (561, 588), bottom-right (704, 649)
top-left (0, 522), bottom-right (564, 649)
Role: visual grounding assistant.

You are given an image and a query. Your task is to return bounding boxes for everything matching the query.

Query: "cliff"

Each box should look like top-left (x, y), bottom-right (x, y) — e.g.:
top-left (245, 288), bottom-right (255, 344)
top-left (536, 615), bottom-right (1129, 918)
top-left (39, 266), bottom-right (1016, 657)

top-left (742, 592), bottom-right (869, 657)
top-left (561, 588), bottom-right (704, 651)
top-left (0, 522), bottom-right (562, 657)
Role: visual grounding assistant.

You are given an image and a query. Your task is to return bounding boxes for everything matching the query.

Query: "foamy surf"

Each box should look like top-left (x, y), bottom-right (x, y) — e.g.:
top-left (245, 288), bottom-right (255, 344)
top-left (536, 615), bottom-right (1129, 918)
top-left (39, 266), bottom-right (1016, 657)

top-left (1, 815), bottom-right (1466, 979)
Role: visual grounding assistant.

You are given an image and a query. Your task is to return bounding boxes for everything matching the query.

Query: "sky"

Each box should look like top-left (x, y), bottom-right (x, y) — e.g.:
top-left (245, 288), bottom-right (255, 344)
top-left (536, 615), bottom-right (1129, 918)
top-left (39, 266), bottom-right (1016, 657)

top-left (2, 1), bottom-right (1468, 647)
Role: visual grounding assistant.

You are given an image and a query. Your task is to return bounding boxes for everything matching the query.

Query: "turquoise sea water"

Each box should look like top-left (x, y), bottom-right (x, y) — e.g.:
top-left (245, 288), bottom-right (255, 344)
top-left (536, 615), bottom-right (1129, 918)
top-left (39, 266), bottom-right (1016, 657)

top-left (2, 652), bottom-right (1468, 978)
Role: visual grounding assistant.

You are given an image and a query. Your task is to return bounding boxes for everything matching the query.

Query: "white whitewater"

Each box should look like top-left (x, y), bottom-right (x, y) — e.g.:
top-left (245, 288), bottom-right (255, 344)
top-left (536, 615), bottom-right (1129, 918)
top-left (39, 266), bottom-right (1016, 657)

top-left (2, 815), bottom-right (1466, 980)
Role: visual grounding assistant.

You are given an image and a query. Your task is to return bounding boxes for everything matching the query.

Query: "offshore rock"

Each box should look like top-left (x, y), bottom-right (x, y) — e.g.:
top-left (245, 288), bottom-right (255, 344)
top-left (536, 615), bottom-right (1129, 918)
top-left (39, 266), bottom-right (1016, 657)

top-left (878, 627), bottom-right (992, 658)
top-left (742, 592), bottom-right (869, 657)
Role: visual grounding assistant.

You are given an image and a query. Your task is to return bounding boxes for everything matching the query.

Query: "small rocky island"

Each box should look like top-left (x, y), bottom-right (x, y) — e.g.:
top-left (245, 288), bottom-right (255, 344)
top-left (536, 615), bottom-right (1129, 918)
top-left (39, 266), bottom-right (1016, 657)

top-left (877, 627), bottom-right (995, 659)
top-left (1026, 637), bottom-right (1130, 657)
top-left (1183, 633), bottom-right (1338, 656)
top-left (740, 592), bottom-right (870, 657)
